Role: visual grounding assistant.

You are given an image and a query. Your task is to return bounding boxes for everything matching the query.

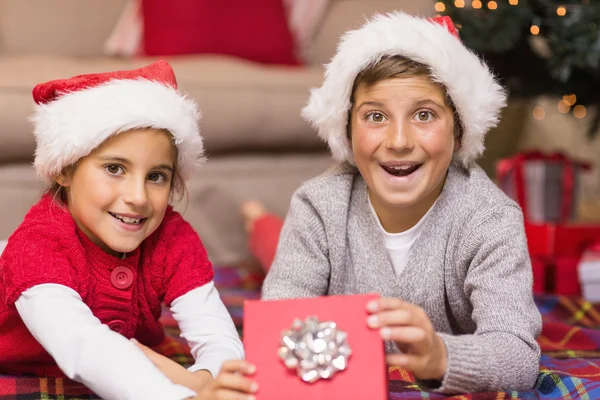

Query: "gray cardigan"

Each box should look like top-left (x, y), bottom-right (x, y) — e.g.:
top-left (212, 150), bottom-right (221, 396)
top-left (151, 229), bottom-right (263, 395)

top-left (262, 162), bottom-right (542, 394)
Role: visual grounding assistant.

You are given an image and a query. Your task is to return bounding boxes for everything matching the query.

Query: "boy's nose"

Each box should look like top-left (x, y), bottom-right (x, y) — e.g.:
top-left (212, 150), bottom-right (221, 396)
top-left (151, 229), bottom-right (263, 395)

top-left (385, 121), bottom-right (414, 151)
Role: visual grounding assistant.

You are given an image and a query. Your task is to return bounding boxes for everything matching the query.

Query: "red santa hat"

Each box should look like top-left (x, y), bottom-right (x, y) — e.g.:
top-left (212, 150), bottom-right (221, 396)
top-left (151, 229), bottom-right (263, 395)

top-left (302, 12), bottom-right (507, 168)
top-left (31, 60), bottom-right (204, 183)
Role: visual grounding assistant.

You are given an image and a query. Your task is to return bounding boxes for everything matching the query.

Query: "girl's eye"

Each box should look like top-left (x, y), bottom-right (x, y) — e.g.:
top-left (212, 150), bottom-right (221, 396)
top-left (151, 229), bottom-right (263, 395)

top-left (148, 172), bottom-right (166, 183)
top-left (106, 165), bottom-right (123, 175)
top-left (416, 111), bottom-right (434, 122)
top-left (366, 112), bottom-right (386, 123)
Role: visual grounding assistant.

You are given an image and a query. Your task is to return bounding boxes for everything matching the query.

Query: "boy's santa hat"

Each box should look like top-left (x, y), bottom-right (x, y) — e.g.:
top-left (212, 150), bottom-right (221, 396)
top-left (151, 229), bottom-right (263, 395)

top-left (31, 60), bottom-right (203, 183)
top-left (302, 12), bottom-right (507, 167)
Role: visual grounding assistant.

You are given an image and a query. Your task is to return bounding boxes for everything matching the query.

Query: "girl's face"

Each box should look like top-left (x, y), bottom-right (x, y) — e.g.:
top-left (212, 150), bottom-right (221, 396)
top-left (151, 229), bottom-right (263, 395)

top-left (60, 128), bottom-right (176, 257)
top-left (350, 75), bottom-right (458, 232)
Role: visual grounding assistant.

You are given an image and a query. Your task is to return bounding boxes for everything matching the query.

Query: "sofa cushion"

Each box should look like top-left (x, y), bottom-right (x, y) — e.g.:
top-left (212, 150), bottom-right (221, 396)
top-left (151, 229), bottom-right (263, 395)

top-left (142, 0), bottom-right (299, 65)
top-left (0, 55), bottom-right (326, 163)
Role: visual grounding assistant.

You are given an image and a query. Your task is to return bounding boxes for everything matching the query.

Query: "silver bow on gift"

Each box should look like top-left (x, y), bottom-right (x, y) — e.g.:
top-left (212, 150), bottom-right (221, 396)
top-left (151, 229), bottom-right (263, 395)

top-left (278, 316), bottom-right (352, 383)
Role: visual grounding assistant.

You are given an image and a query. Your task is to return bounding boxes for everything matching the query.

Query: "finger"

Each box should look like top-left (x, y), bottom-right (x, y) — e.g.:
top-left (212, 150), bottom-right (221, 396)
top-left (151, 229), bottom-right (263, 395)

top-left (385, 353), bottom-right (421, 371)
top-left (214, 373), bottom-right (259, 394)
top-left (368, 308), bottom-right (420, 329)
top-left (380, 326), bottom-right (426, 344)
top-left (220, 360), bottom-right (257, 376)
top-left (366, 298), bottom-right (413, 313)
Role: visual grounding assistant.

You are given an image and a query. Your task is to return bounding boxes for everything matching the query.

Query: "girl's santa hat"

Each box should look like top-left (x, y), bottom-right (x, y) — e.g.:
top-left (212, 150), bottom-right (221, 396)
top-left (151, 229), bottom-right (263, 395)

top-left (31, 60), bottom-right (204, 183)
top-left (302, 12), bottom-right (507, 167)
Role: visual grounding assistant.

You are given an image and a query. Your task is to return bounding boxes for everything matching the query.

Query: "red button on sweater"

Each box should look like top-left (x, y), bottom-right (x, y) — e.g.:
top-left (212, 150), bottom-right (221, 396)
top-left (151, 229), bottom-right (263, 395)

top-left (0, 194), bottom-right (214, 376)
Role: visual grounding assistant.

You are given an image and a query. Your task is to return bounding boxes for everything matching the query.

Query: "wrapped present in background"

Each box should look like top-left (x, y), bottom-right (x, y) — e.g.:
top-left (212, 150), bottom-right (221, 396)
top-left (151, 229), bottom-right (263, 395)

top-left (525, 224), bottom-right (600, 295)
top-left (578, 242), bottom-right (600, 303)
top-left (497, 152), bottom-right (591, 223)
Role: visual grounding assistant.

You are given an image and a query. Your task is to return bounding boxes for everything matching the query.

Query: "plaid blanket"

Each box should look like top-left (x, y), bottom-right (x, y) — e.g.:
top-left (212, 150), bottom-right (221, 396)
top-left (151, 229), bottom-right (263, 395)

top-left (1, 267), bottom-right (599, 399)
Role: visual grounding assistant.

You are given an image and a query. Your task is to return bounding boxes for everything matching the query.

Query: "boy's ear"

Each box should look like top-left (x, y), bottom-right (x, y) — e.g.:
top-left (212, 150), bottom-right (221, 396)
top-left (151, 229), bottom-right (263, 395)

top-left (454, 137), bottom-right (461, 152)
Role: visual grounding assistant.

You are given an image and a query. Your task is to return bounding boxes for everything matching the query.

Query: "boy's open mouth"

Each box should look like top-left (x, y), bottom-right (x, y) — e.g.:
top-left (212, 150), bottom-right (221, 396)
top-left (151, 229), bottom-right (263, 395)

top-left (381, 163), bottom-right (422, 177)
top-left (109, 212), bottom-right (147, 225)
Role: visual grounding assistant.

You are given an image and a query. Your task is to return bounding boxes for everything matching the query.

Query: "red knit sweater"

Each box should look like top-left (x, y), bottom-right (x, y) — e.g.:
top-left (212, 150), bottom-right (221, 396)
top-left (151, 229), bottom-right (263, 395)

top-left (0, 194), bottom-right (214, 376)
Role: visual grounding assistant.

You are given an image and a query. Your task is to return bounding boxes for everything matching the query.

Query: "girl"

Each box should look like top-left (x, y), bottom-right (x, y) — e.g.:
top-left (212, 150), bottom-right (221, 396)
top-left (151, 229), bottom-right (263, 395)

top-left (259, 13), bottom-right (542, 393)
top-left (0, 61), bottom-right (258, 400)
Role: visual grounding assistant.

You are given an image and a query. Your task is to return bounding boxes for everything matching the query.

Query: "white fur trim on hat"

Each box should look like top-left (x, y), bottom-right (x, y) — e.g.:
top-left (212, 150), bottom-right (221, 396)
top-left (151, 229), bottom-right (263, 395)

top-left (302, 12), bottom-right (507, 167)
top-left (32, 79), bottom-right (204, 183)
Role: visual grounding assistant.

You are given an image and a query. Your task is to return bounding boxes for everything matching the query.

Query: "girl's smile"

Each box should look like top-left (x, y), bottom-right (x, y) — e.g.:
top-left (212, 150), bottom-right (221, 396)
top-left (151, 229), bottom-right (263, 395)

top-left (60, 128), bottom-right (176, 257)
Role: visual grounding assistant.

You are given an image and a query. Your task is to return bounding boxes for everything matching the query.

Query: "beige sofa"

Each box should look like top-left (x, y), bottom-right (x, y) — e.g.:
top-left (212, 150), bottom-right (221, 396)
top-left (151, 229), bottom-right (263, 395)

top-left (0, 0), bottom-right (437, 265)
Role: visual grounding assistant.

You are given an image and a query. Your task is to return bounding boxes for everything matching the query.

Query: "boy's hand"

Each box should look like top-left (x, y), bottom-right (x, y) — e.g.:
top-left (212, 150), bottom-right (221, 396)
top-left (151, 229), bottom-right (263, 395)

top-left (194, 360), bottom-right (258, 400)
top-left (366, 298), bottom-right (447, 381)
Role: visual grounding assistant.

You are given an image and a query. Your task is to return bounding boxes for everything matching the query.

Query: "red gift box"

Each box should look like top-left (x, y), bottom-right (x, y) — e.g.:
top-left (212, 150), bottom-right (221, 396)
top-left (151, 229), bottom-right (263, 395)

top-left (525, 223), bottom-right (600, 294)
top-left (578, 242), bottom-right (600, 302)
top-left (243, 295), bottom-right (387, 400)
top-left (531, 257), bottom-right (546, 294)
top-left (497, 152), bottom-right (591, 223)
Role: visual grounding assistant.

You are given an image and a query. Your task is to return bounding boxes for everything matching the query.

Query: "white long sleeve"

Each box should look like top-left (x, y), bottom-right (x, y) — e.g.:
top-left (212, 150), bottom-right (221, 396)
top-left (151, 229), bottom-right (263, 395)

top-left (170, 281), bottom-right (245, 378)
top-left (15, 284), bottom-right (197, 400)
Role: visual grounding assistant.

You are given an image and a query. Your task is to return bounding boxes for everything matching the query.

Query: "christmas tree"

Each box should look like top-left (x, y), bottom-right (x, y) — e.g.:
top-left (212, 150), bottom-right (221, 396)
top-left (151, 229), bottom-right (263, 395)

top-left (437, 0), bottom-right (600, 136)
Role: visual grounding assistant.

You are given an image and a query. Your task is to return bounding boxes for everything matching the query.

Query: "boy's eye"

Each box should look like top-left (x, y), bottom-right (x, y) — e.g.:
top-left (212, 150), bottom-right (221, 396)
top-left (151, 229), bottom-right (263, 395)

top-left (416, 111), bottom-right (434, 122)
top-left (366, 112), bottom-right (386, 123)
top-left (106, 165), bottom-right (123, 175)
top-left (148, 172), bottom-right (166, 183)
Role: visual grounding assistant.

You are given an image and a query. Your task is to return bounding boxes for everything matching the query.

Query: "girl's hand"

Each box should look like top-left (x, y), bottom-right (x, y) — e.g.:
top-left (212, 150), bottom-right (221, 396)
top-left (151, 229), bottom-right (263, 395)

top-left (366, 298), bottom-right (447, 381)
top-left (132, 339), bottom-right (212, 393)
top-left (194, 360), bottom-right (258, 400)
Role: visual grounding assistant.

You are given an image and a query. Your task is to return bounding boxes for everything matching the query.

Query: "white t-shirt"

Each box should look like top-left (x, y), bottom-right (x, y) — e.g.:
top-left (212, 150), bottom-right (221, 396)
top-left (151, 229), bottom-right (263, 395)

top-left (368, 196), bottom-right (437, 276)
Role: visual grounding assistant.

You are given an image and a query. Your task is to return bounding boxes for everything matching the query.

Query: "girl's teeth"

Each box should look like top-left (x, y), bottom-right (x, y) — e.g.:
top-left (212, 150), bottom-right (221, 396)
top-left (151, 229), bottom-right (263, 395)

top-left (112, 213), bottom-right (142, 224)
top-left (122, 216), bottom-right (141, 224)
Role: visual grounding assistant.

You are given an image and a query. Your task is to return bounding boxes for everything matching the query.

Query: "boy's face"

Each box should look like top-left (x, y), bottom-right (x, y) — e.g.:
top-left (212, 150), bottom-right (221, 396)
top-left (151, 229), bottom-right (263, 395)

top-left (350, 76), bottom-right (458, 232)
top-left (60, 128), bottom-right (176, 257)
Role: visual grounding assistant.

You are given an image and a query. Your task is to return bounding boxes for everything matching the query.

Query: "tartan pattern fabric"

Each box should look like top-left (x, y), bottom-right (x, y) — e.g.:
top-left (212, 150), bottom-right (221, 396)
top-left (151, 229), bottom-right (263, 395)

top-left (1, 267), bottom-right (598, 399)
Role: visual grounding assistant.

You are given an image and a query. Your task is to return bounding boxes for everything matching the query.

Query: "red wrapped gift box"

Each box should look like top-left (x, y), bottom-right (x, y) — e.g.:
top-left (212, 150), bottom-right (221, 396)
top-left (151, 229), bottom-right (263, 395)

top-left (497, 152), bottom-right (591, 223)
top-left (578, 243), bottom-right (600, 302)
top-left (243, 294), bottom-right (387, 400)
top-left (525, 223), bottom-right (600, 294)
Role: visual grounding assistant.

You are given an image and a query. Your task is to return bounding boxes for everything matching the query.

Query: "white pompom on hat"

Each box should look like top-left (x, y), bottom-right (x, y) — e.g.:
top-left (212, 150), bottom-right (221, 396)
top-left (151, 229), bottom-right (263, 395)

top-left (302, 12), bottom-right (507, 167)
top-left (31, 60), bottom-right (204, 183)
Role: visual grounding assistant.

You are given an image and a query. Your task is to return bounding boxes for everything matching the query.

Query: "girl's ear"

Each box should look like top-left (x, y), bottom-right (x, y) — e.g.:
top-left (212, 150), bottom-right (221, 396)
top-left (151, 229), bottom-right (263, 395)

top-left (55, 169), bottom-right (72, 187)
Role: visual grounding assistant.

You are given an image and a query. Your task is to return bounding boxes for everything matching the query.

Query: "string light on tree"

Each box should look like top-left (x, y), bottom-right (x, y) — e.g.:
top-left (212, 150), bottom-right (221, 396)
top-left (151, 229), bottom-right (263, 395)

top-left (563, 94), bottom-right (577, 107)
top-left (557, 100), bottom-right (571, 114)
top-left (435, 2), bottom-right (446, 12)
top-left (437, 0), bottom-right (600, 137)
top-left (532, 106), bottom-right (546, 120)
top-left (574, 105), bottom-right (587, 119)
